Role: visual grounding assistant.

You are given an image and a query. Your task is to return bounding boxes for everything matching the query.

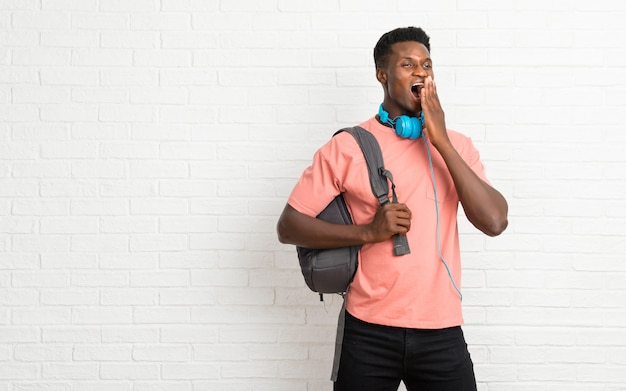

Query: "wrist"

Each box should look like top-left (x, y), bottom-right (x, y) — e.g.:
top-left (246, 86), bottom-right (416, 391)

top-left (427, 129), bottom-right (451, 150)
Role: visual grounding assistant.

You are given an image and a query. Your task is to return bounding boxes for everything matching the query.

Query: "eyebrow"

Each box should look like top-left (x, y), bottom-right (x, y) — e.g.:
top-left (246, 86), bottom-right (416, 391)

top-left (399, 56), bottom-right (432, 62)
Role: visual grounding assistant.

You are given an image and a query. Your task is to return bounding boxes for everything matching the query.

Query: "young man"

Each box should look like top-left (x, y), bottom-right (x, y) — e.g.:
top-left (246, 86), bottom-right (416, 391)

top-left (277, 27), bottom-right (508, 391)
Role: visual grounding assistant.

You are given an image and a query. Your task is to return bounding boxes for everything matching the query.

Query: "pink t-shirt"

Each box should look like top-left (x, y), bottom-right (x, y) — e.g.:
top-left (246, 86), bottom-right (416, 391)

top-left (288, 117), bottom-right (489, 329)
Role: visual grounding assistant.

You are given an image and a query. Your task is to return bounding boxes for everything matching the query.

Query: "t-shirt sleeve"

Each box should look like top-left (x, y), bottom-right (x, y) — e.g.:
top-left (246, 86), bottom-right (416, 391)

top-left (453, 132), bottom-right (491, 185)
top-left (287, 140), bottom-right (344, 218)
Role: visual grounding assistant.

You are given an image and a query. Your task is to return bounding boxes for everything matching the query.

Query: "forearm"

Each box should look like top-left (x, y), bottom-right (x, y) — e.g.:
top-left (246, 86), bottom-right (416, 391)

top-left (277, 202), bottom-right (412, 248)
top-left (277, 204), bottom-right (371, 249)
top-left (434, 140), bottom-right (508, 236)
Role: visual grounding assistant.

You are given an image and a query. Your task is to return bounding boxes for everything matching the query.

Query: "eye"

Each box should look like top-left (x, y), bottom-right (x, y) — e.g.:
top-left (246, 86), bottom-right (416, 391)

top-left (401, 63), bottom-right (414, 68)
top-left (423, 62), bottom-right (432, 69)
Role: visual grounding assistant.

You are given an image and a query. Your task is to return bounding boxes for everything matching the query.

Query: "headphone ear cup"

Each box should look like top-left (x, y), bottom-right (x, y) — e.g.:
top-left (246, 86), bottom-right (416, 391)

top-left (394, 116), bottom-right (411, 139)
top-left (409, 117), bottom-right (422, 139)
top-left (395, 116), bottom-right (422, 139)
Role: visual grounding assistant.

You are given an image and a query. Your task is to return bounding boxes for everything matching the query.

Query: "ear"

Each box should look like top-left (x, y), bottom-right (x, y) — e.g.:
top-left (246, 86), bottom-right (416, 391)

top-left (376, 68), bottom-right (387, 85)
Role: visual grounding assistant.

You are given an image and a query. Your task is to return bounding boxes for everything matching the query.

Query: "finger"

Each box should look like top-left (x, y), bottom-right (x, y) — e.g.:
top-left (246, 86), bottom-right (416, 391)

top-left (422, 78), bottom-right (434, 107)
top-left (395, 207), bottom-right (412, 219)
top-left (395, 221), bottom-right (410, 234)
top-left (397, 218), bottom-right (411, 231)
top-left (425, 77), bottom-right (437, 98)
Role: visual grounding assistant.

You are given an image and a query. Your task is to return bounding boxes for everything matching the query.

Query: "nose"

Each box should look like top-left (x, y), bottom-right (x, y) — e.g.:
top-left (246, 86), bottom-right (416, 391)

top-left (412, 66), bottom-right (427, 78)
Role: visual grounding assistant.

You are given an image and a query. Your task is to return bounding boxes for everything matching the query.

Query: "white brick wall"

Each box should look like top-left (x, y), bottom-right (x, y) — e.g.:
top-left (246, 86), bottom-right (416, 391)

top-left (0, 0), bottom-right (625, 390)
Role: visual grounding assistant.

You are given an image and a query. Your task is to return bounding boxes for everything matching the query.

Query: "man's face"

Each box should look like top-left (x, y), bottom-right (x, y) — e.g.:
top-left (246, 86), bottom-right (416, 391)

top-left (376, 41), bottom-right (433, 118)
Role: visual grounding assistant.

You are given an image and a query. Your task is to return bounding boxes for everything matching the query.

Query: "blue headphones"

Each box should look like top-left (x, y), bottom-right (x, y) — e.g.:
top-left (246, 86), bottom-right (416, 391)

top-left (378, 104), bottom-right (425, 140)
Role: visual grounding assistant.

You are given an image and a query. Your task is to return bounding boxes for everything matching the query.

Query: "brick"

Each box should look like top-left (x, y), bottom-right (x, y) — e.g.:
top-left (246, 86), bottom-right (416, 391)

top-left (70, 200), bottom-right (128, 216)
top-left (0, 363), bottom-right (39, 379)
top-left (40, 217), bottom-right (98, 234)
top-left (42, 0), bottom-right (97, 10)
top-left (193, 344), bottom-right (249, 361)
top-left (0, 327), bottom-right (39, 343)
top-left (71, 14), bottom-right (129, 30)
top-left (133, 307), bottom-right (191, 324)
top-left (71, 272), bottom-right (128, 287)
top-left (160, 143), bottom-right (217, 160)
top-left (100, 289), bottom-right (156, 305)
top-left (0, 254), bottom-right (39, 269)
top-left (101, 327), bottom-right (158, 343)
top-left (100, 142), bottom-right (158, 159)
top-left (130, 199), bottom-right (188, 216)
top-left (129, 161), bottom-right (188, 178)
top-left (41, 290), bottom-right (98, 306)
top-left (12, 48), bottom-right (70, 66)
top-left (41, 253), bottom-right (98, 269)
top-left (161, 363), bottom-right (220, 380)
top-left (99, 181), bottom-right (156, 198)
top-left (99, 363), bottom-right (159, 380)
top-left (41, 31), bottom-right (99, 48)
top-left (100, 217), bottom-right (157, 234)
top-left (12, 235), bottom-right (70, 253)
top-left (100, 31), bottom-right (158, 49)
top-left (129, 87), bottom-right (187, 104)
top-left (0, 217), bottom-right (36, 233)
top-left (99, 0), bottom-right (157, 12)
top-left (161, 0), bottom-right (218, 11)
top-left (0, 0), bottom-right (38, 10)
top-left (71, 87), bottom-right (128, 104)
top-left (129, 234), bottom-right (188, 252)
top-left (159, 289), bottom-right (216, 306)
top-left (73, 345), bottom-right (131, 361)
top-left (12, 12), bottom-right (70, 29)
top-left (99, 253), bottom-right (157, 270)
top-left (100, 68), bottom-right (158, 86)
top-left (159, 216), bottom-right (217, 233)
top-left (14, 345), bottom-right (73, 361)
top-left (133, 384), bottom-right (191, 391)
top-left (70, 234), bottom-right (127, 254)
top-left (130, 13), bottom-right (190, 30)
top-left (159, 69), bottom-right (216, 86)
top-left (99, 104), bottom-right (156, 122)
top-left (0, 289), bottom-right (39, 306)
top-left (12, 271), bottom-right (70, 287)
top-left (71, 161), bottom-right (127, 179)
top-left (159, 181), bottom-right (216, 197)
top-left (160, 326), bottom-right (217, 343)
top-left (133, 49), bottom-right (191, 67)
top-left (161, 32), bottom-right (217, 49)
top-left (221, 361), bottom-right (278, 379)
top-left (41, 327), bottom-right (100, 344)
top-left (132, 345), bottom-right (190, 362)
top-left (129, 270), bottom-right (188, 287)
top-left (72, 383), bottom-right (132, 391)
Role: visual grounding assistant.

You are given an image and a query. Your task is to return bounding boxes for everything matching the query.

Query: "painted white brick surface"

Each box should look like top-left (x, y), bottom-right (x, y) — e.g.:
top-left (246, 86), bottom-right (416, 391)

top-left (0, 0), bottom-right (625, 390)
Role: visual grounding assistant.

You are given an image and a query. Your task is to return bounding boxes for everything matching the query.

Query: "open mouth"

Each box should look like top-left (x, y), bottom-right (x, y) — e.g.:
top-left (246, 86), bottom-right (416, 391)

top-left (411, 83), bottom-right (423, 100)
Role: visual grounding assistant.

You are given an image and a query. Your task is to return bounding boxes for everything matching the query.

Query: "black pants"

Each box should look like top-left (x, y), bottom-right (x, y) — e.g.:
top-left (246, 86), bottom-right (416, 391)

top-left (334, 311), bottom-right (477, 391)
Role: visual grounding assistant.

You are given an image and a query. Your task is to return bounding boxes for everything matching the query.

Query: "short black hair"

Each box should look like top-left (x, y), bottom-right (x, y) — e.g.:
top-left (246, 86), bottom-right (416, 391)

top-left (373, 26), bottom-right (431, 69)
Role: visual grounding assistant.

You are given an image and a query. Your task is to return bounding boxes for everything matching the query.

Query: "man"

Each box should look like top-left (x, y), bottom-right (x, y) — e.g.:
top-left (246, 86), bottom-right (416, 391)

top-left (277, 27), bottom-right (508, 391)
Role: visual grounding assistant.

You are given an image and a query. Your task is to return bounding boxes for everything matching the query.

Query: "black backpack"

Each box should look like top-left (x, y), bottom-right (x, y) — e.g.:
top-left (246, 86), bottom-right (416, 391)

top-left (296, 126), bottom-right (410, 300)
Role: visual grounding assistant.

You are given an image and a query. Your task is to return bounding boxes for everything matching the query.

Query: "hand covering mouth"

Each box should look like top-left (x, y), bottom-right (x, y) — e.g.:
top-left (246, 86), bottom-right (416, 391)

top-left (411, 83), bottom-right (424, 100)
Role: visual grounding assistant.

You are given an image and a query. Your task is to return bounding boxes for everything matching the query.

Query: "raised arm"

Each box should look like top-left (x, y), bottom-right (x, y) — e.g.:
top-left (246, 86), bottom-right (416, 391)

top-left (420, 76), bottom-right (508, 237)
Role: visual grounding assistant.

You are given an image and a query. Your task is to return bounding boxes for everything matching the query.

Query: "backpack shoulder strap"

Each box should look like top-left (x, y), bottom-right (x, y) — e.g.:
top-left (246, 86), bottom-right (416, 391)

top-left (334, 126), bottom-right (389, 206)
top-left (334, 126), bottom-right (410, 256)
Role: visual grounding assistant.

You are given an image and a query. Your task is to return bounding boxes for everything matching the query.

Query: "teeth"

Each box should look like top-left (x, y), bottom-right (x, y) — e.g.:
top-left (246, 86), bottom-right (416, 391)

top-left (411, 83), bottom-right (423, 96)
